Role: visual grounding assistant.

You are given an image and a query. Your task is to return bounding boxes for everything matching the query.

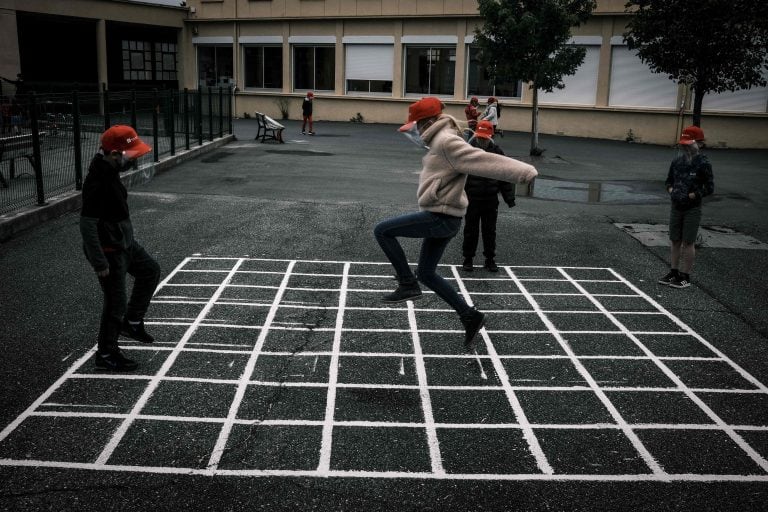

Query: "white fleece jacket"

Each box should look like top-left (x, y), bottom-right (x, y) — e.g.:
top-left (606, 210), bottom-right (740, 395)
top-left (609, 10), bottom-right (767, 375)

top-left (416, 115), bottom-right (537, 217)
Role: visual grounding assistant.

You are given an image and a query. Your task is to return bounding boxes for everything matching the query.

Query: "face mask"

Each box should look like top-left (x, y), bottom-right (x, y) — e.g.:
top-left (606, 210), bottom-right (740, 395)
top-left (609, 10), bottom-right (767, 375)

top-left (119, 152), bottom-right (137, 172)
top-left (399, 121), bottom-right (429, 150)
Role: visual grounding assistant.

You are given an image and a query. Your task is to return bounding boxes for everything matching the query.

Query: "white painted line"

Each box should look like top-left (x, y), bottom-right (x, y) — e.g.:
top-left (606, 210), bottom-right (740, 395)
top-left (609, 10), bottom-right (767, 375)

top-left (207, 260), bottom-right (297, 470)
top-left (452, 265), bottom-right (554, 475)
top-left (407, 300), bottom-right (445, 475)
top-left (317, 262), bottom-right (350, 474)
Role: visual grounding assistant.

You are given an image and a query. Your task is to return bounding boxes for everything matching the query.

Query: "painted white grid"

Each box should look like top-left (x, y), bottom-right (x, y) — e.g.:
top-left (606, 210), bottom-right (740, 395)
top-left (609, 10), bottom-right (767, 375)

top-left (1, 257), bottom-right (767, 482)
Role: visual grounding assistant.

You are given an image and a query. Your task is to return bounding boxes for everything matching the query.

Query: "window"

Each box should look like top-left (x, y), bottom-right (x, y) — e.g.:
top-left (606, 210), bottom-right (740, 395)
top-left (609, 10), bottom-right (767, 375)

top-left (244, 46), bottom-right (283, 89)
top-left (609, 46), bottom-right (677, 108)
top-left (703, 67), bottom-right (768, 113)
top-left (122, 40), bottom-right (153, 81)
top-left (155, 42), bottom-right (178, 81)
top-left (293, 45), bottom-right (335, 91)
top-left (539, 45), bottom-right (600, 105)
top-left (404, 46), bottom-right (455, 96)
top-left (345, 44), bottom-right (393, 95)
top-left (198, 45), bottom-right (233, 88)
top-left (466, 45), bottom-right (521, 98)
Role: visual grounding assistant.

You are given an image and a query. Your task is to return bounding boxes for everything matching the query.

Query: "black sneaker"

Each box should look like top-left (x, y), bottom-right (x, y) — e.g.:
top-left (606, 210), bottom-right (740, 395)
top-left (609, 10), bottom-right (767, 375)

top-left (669, 275), bottom-right (691, 289)
top-left (382, 281), bottom-right (422, 303)
top-left (484, 259), bottom-right (499, 272)
top-left (460, 307), bottom-right (485, 350)
top-left (657, 270), bottom-right (678, 286)
top-left (121, 319), bottom-right (154, 343)
top-left (308, 131), bottom-right (315, 135)
top-left (94, 350), bottom-right (138, 371)
top-left (462, 258), bottom-right (474, 272)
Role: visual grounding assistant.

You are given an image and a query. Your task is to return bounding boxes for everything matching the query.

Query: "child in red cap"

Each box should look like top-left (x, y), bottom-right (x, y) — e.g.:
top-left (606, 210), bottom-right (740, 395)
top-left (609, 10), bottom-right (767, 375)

top-left (301, 92), bottom-right (315, 135)
top-left (80, 125), bottom-right (161, 371)
top-left (374, 98), bottom-right (537, 350)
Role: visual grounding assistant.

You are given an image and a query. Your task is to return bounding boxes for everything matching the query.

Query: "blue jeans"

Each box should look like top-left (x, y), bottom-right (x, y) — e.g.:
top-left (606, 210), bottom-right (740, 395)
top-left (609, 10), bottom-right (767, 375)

top-left (374, 211), bottom-right (470, 313)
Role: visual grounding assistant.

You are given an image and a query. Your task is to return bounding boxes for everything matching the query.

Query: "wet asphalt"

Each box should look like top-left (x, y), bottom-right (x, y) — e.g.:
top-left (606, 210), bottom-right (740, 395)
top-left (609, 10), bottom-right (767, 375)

top-left (0, 118), bottom-right (767, 511)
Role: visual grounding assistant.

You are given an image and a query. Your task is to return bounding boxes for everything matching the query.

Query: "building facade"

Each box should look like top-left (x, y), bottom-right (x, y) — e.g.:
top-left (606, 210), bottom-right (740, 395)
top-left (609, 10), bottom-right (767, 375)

top-left (1, 0), bottom-right (766, 147)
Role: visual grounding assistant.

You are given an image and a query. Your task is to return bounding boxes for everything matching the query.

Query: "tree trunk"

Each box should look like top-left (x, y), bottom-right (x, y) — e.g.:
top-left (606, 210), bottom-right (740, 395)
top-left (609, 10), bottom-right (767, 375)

top-left (692, 85), bottom-right (704, 127)
top-left (530, 86), bottom-right (541, 156)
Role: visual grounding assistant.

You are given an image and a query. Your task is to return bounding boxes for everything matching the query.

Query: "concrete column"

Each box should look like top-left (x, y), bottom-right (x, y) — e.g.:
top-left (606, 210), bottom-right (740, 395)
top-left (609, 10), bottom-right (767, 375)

top-left (335, 20), bottom-right (344, 95)
top-left (392, 20), bottom-right (403, 99)
top-left (454, 20), bottom-right (467, 101)
top-left (595, 17), bottom-right (613, 107)
top-left (282, 21), bottom-right (290, 93)
top-left (96, 19), bottom-right (108, 88)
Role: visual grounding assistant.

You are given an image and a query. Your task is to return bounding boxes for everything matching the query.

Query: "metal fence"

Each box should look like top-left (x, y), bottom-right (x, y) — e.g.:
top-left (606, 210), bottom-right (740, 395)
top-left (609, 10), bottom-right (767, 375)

top-left (0, 87), bottom-right (232, 215)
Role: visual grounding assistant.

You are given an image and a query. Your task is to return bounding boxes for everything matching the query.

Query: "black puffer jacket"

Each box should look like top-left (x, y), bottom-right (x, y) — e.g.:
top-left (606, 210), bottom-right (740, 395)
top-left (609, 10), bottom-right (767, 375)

top-left (464, 140), bottom-right (516, 206)
top-left (665, 153), bottom-right (714, 210)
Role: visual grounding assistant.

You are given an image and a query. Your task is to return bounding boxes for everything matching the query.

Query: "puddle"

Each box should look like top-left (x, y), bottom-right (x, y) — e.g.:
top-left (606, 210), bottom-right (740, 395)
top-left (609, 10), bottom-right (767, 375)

top-left (523, 177), bottom-right (666, 204)
top-left (615, 223), bottom-right (768, 249)
top-left (264, 149), bottom-right (333, 156)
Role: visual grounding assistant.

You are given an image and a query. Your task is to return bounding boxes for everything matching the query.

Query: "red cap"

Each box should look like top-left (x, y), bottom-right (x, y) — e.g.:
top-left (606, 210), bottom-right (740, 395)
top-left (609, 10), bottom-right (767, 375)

top-left (307, 92), bottom-right (314, 98)
top-left (399, 97), bottom-right (444, 131)
top-left (682, 125), bottom-right (704, 142)
top-left (101, 125), bottom-right (152, 159)
top-left (470, 96), bottom-right (479, 104)
top-left (678, 133), bottom-right (696, 146)
top-left (474, 120), bottom-right (494, 139)
top-left (487, 97), bottom-right (496, 104)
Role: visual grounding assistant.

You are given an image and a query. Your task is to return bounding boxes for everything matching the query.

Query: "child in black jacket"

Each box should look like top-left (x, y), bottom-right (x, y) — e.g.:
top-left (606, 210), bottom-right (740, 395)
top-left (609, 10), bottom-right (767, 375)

top-left (461, 120), bottom-right (516, 272)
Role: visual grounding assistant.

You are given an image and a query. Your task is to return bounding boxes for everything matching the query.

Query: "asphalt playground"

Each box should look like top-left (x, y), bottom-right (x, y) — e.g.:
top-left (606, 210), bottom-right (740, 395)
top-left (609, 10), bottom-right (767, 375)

top-left (1, 117), bottom-right (767, 511)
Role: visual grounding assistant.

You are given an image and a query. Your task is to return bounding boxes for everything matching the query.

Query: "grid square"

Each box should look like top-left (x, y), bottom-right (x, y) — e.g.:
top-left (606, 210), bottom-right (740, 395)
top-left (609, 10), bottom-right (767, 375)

top-left (108, 419), bottom-right (221, 468)
top-left (418, 332), bottom-right (475, 355)
top-left (698, 392), bottom-right (768, 426)
top-left (738, 431), bottom-right (768, 461)
top-left (293, 261), bottom-right (345, 275)
top-left (41, 378), bottom-right (149, 414)
top-left (535, 428), bottom-right (651, 474)
top-left (238, 384), bottom-right (327, 421)
top-left (605, 391), bottom-right (715, 425)
top-left (346, 275), bottom-right (392, 291)
top-left (185, 325), bottom-right (261, 349)
top-left (205, 303), bottom-right (268, 326)
top-left (334, 387), bottom-right (423, 423)
top-left (261, 328), bottom-right (333, 352)
top-left (336, 355), bottom-right (418, 386)
top-left (520, 280), bottom-right (579, 294)
top-left (330, 426), bottom-right (432, 472)
top-left (577, 280), bottom-right (634, 296)
top-left (487, 311), bottom-right (548, 332)
top-left (0, 416), bottom-right (120, 462)
top-left (344, 307), bottom-right (409, 331)
top-left (219, 285), bottom-right (281, 303)
top-left (251, 354), bottom-right (330, 383)
top-left (141, 381), bottom-right (237, 418)
top-left (218, 425), bottom-right (323, 470)
top-left (501, 358), bottom-right (586, 387)
top-left (546, 312), bottom-right (620, 333)
top-left (563, 268), bottom-right (617, 281)
top-left (286, 274), bottom-right (340, 289)
top-left (581, 358), bottom-right (676, 388)
top-left (271, 305), bottom-right (337, 330)
top-left (636, 429), bottom-right (766, 475)
top-left (595, 295), bottom-right (659, 312)
top-left (430, 389), bottom-right (516, 424)
top-left (167, 271), bottom-right (229, 285)
top-left (425, 356), bottom-right (501, 387)
top-left (166, 351), bottom-right (250, 380)
top-left (534, 294), bottom-right (599, 312)
top-left (635, 334), bottom-right (718, 358)
top-left (438, 428), bottom-right (541, 474)
top-left (238, 259), bottom-right (291, 273)
top-left (663, 361), bottom-right (761, 390)
top-left (563, 333), bottom-right (645, 357)
top-left (339, 330), bottom-right (412, 354)
top-left (183, 258), bottom-right (241, 271)
top-left (461, 277), bottom-right (521, 295)
top-left (615, 313), bottom-right (687, 333)
top-left (516, 390), bottom-right (616, 424)
top-left (147, 301), bottom-right (208, 323)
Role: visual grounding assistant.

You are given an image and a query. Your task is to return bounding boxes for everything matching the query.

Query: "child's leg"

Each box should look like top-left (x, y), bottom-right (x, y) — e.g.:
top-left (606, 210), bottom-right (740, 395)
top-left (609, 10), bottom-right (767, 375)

top-left (462, 202), bottom-right (481, 258)
top-left (479, 203), bottom-right (499, 260)
top-left (97, 254), bottom-right (129, 353)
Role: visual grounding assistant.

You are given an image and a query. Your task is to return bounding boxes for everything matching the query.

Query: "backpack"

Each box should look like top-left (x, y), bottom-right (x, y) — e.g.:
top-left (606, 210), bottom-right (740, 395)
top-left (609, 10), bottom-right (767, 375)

top-left (496, 101), bottom-right (502, 119)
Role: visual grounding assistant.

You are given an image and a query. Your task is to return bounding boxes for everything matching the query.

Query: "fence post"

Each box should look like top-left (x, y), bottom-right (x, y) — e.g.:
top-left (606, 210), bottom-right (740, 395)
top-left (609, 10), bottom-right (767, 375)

top-left (169, 90), bottom-right (176, 156)
top-left (131, 89), bottom-right (137, 129)
top-left (102, 83), bottom-right (110, 130)
top-left (73, 90), bottom-right (83, 190)
top-left (200, 88), bottom-right (203, 146)
top-left (218, 86), bottom-right (224, 138)
top-left (207, 88), bottom-right (213, 141)
top-left (152, 89), bottom-right (159, 163)
top-left (184, 88), bottom-right (190, 150)
top-left (228, 88), bottom-right (233, 135)
top-left (29, 93), bottom-right (47, 206)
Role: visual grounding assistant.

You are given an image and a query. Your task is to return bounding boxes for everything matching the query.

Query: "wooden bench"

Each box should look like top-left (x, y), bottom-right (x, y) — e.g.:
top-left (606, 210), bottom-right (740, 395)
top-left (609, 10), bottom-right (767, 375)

top-left (254, 112), bottom-right (284, 143)
top-left (0, 132), bottom-right (38, 188)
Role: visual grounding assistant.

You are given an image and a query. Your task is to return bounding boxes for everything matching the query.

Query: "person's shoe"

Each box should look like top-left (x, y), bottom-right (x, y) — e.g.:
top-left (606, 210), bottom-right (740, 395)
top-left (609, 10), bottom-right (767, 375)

top-left (121, 319), bottom-right (154, 343)
top-left (462, 257), bottom-right (474, 272)
top-left (657, 270), bottom-right (678, 286)
top-left (460, 307), bottom-right (485, 350)
top-left (484, 259), bottom-right (499, 272)
top-left (669, 275), bottom-right (691, 289)
top-left (308, 131), bottom-right (315, 135)
top-left (94, 350), bottom-right (138, 371)
top-left (382, 279), bottom-right (422, 303)
top-left (301, 131), bottom-right (306, 135)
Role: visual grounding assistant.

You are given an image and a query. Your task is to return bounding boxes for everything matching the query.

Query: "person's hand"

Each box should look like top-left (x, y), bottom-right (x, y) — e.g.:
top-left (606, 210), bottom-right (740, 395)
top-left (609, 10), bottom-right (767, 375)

top-left (688, 192), bottom-right (696, 199)
top-left (667, 187), bottom-right (673, 194)
top-left (506, 200), bottom-right (516, 208)
top-left (96, 267), bottom-right (109, 278)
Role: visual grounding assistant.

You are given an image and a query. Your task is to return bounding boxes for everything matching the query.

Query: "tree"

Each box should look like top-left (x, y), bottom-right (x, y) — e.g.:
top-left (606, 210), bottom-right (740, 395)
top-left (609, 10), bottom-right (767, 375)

top-left (624, 0), bottom-right (768, 127)
top-left (474, 0), bottom-right (596, 155)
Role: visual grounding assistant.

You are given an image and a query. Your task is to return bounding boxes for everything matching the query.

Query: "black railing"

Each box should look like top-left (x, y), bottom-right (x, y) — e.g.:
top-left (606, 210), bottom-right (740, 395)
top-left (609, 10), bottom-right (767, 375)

top-left (0, 86), bottom-right (233, 215)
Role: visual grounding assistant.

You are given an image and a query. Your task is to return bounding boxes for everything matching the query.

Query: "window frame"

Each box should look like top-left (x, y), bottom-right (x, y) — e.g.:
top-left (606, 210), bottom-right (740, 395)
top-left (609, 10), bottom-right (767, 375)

top-left (465, 44), bottom-right (521, 100)
top-left (292, 44), bottom-right (335, 93)
top-left (403, 45), bottom-right (456, 97)
top-left (243, 44), bottom-right (283, 90)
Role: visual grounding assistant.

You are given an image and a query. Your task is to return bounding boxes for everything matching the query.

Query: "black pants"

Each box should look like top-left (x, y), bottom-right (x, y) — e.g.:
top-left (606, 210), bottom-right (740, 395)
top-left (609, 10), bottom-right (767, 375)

top-left (462, 199), bottom-right (499, 259)
top-left (97, 242), bottom-right (160, 353)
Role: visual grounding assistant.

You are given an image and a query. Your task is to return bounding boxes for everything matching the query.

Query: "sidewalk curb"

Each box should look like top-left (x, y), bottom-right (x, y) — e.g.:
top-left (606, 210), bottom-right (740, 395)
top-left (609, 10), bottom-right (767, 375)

top-left (0, 135), bottom-right (235, 242)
